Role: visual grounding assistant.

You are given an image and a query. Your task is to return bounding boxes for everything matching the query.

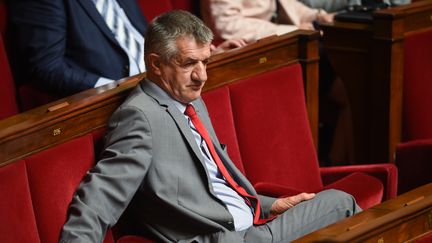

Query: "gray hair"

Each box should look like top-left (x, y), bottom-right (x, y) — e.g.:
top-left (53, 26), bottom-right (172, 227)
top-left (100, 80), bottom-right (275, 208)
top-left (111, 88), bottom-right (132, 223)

top-left (144, 10), bottom-right (214, 66)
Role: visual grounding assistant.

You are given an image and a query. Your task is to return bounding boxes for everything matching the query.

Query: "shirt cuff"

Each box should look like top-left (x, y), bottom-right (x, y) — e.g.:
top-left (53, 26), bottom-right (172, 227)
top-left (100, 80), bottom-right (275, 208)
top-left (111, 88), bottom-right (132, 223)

top-left (94, 77), bottom-right (115, 88)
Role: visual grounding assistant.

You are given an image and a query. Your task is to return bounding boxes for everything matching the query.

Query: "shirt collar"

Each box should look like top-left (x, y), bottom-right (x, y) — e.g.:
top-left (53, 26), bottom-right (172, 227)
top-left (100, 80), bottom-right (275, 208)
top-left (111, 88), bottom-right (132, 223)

top-left (146, 80), bottom-right (189, 114)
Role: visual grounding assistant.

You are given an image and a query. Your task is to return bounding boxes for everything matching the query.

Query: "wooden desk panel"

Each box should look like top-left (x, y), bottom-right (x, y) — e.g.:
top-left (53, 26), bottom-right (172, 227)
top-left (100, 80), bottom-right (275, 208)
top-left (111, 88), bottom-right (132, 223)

top-left (294, 183), bottom-right (432, 242)
top-left (320, 1), bottom-right (432, 163)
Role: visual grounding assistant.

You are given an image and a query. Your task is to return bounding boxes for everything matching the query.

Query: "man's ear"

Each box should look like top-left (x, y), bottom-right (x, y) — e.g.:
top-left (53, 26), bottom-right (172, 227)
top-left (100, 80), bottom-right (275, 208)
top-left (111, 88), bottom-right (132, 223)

top-left (148, 53), bottom-right (162, 75)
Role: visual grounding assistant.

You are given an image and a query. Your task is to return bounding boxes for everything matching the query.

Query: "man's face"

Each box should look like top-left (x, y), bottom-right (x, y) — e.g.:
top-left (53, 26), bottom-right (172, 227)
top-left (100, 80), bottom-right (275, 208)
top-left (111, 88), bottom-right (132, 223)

top-left (157, 36), bottom-right (211, 104)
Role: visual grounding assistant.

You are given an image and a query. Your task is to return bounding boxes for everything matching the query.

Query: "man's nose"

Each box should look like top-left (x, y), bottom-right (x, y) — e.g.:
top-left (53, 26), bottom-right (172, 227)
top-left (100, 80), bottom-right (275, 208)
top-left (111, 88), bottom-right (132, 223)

top-left (192, 62), bottom-right (207, 82)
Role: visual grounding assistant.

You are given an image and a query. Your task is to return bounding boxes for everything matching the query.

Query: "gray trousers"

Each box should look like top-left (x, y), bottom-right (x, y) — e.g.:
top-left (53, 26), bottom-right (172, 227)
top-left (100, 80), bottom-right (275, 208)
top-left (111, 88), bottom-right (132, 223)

top-left (243, 189), bottom-right (362, 242)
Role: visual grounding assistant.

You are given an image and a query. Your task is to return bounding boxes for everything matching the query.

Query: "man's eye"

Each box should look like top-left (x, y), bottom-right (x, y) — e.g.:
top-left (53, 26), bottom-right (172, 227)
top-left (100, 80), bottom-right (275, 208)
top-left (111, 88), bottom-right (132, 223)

top-left (182, 62), bottom-right (195, 68)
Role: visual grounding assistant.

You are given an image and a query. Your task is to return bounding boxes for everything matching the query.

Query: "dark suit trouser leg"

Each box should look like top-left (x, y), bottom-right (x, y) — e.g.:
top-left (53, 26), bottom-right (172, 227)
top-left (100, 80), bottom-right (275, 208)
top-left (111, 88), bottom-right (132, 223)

top-left (244, 189), bottom-right (362, 243)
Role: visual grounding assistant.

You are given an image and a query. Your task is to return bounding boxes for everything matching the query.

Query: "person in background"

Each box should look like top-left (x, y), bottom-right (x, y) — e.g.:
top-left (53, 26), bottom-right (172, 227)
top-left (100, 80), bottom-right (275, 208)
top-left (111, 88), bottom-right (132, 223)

top-left (7, 0), bottom-right (246, 96)
top-left (200, 0), bottom-right (336, 42)
top-left (60, 10), bottom-right (361, 243)
top-left (8, 0), bottom-right (147, 96)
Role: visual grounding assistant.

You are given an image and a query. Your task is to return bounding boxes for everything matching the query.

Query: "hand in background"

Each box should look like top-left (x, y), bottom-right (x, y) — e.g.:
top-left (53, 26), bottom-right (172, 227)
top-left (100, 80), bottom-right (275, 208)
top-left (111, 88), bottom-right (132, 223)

top-left (211, 39), bottom-right (248, 54)
top-left (316, 11), bottom-right (336, 24)
top-left (269, 192), bottom-right (316, 217)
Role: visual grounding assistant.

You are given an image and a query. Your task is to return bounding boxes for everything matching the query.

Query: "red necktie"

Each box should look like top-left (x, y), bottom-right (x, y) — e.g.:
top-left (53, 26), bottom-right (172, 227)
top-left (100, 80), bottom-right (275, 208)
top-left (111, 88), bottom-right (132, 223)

top-left (185, 104), bottom-right (270, 225)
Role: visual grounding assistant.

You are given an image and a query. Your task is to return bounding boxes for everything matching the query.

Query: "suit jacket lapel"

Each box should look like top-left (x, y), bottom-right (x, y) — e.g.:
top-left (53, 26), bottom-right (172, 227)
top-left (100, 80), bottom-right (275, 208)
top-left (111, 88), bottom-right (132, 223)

top-left (140, 81), bottom-right (208, 169)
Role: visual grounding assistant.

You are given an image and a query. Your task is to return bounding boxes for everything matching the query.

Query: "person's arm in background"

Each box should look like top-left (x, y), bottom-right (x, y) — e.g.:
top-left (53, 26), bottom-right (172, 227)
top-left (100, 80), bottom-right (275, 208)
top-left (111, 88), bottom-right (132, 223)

top-left (203, 0), bottom-right (298, 42)
top-left (211, 38), bottom-right (249, 54)
top-left (279, 0), bottom-right (335, 30)
top-left (8, 0), bottom-right (110, 95)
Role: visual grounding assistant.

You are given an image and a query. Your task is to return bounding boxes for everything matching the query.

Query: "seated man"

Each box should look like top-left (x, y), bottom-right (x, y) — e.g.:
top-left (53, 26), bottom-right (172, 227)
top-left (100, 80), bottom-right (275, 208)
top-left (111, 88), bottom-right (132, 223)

top-left (8, 0), bottom-right (148, 96)
top-left (60, 10), bottom-right (361, 242)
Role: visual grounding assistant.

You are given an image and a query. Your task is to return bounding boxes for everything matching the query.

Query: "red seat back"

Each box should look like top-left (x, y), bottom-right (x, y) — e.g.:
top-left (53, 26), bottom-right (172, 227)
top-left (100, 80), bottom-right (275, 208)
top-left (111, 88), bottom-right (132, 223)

top-left (170, 0), bottom-right (197, 13)
top-left (25, 135), bottom-right (97, 243)
top-left (403, 28), bottom-right (432, 140)
top-left (0, 34), bottom-right (18, 119)
top-left (229, 64), bottom-right (323, 192)
top-left (0, 160), bottom-right (41, 243)
top-left (136, 0), bottom-right (173, 22)
top-left (136, 0), bottom-right (199, 22)
top-left (204, 64), bottom-right (323, 192)
top-left (396, 139), bottom-right (432, 194)
top-left (19, 134), bottom-right (114, 243)
top-left (202, 86), bottom-right (245, 173)
top-left (0, 1), bottom-right (6, 36)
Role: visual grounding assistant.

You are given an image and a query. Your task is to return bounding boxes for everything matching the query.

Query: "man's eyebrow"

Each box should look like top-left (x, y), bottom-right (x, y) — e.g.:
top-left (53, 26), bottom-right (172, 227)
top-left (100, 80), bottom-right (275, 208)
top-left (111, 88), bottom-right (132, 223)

top-left (181, 56), bottom-right (209, 64)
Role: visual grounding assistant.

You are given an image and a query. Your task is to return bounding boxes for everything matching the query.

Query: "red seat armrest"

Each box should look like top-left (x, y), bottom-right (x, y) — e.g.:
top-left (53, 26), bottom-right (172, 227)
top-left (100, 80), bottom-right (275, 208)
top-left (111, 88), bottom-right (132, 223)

top-left (319, 163), bottom-right (398, 200)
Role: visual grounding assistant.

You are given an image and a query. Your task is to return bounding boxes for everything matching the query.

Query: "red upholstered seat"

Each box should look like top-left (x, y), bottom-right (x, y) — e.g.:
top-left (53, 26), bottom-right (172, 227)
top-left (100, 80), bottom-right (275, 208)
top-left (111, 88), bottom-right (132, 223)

top-left (25, 135), bottom-right (96, 243)
top-left (136, 0), bottom-right (199, 22)
top-left (202, 86), bottom-right (245, 173)
top-left (402, 29), bottom-right (432, 141)
top-left (0, 1), bottom-right (7, 36)
top-left (0, 34), bottom-right (18, 119)
top-left (0, 134), bottom-right (115, 242)
top-left (1, 2), bottom-right (58, 113)
top-left (170, 0), bottom-right (198, 14)
top-left (396, 28), bottom-right (432, 194)
top-left (136, 0), bottom-right (173, 22)
top-left (204, 64), bottom-right (396, 210)
top-left (1, 1), bottom-right (20, 118)
top-left (396, 139), bottom-right (432, 194)
top-left (0, 160), bottom-right (40, 243)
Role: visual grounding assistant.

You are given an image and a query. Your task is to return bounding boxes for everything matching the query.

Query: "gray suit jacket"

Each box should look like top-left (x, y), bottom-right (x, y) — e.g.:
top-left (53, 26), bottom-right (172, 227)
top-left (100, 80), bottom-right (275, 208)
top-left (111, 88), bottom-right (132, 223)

top-left (60, 80), bottom-right (276, 242)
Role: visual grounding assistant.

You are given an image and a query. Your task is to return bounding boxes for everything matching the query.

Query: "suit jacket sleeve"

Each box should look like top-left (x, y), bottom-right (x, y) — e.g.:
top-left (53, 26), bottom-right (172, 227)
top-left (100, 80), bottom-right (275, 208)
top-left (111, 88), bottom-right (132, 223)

top-left (9, 0), bottom-right (100, 94)
top-left (60, 105), bottom-right (153, 242)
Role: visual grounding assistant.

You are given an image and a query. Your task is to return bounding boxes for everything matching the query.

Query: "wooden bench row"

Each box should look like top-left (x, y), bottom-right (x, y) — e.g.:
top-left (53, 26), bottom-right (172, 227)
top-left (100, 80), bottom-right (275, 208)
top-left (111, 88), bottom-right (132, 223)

top-left (295, 183), bottom-right (432, 242)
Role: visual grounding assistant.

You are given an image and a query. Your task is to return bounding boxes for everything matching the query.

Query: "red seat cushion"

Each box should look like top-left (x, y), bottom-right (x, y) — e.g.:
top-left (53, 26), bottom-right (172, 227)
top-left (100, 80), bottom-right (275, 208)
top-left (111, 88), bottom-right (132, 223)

top-left (0, 160), bottom-right (40, 243)
top-left (323, 172), bottom-right (383, 209)
top-left (25, 134), bottom-right (113, 243)
top-left (228, 64), bottom-right (323, 192)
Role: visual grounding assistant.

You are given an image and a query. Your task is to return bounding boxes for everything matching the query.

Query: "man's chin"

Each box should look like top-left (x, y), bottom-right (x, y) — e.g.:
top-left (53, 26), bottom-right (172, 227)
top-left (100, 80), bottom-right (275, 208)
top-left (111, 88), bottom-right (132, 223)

top-left (177, 93), bottom-right (202, 104)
